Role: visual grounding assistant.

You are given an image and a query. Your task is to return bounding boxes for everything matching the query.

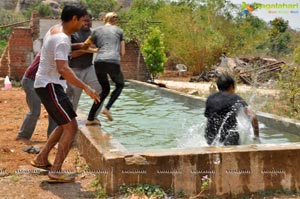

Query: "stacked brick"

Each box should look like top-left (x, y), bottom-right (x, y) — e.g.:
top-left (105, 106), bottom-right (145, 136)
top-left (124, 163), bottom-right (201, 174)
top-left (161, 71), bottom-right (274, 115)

top-left (121, 41), bottom-right (149, 81)
top-left (0, 13), bottom-right (38, 80)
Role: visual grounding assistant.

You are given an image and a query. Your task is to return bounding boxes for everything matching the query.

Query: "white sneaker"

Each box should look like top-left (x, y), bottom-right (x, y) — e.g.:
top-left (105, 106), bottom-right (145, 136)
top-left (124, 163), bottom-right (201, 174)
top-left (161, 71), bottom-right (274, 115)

top-left (102, 108), bottom-right (113, 121)
top-left (86, 118), bottom-right (101, 126)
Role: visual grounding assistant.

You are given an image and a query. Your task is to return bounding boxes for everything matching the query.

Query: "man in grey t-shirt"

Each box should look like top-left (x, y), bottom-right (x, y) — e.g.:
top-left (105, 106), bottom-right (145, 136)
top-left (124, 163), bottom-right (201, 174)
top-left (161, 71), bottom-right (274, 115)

top-left (87, 12), bottom-right (125, 123)
top-left (67, 14), bottom-right (102, 125)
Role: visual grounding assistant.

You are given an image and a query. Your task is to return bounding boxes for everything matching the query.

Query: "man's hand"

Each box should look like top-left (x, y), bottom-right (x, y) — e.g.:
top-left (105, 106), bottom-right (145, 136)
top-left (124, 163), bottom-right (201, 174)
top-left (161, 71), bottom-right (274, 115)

top-left (84, 86), bottom-right (100, 103)
top-left (80, 42), bottom-right (91, 50)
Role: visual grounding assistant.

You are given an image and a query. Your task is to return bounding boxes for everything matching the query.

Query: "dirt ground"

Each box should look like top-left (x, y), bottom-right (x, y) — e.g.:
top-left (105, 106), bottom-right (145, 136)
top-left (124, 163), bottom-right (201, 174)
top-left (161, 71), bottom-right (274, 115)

top-left (0, 79), bottom-right (299, 199)
top-left (0, 87), bottom-right (106, 199)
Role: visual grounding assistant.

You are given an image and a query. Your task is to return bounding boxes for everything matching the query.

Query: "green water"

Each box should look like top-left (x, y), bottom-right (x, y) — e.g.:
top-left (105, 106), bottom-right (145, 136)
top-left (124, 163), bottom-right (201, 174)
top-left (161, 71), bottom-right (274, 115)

top-left (78, 83), bottom-right (300, 151)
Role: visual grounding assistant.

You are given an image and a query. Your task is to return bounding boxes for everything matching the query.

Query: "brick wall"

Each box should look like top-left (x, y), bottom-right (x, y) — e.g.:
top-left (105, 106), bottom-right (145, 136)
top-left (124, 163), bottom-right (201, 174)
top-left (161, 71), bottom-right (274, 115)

top-left (121, 41), bottom-right (149, 81)
top-left (0, 14), bottom-right (149, 82)
top-left (8, 27), bottom-right (33, 80)
top-left (0, 13), bottom-right (38, 80)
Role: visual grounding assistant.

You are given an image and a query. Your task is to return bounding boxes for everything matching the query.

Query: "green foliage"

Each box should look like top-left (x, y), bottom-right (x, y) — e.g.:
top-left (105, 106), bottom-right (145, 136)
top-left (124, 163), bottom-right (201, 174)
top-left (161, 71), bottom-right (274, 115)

top-left (24, 1), bottom-right (53, 18)
top-left (278, 59), bottom-right (300, 115)
top-left (94, 189), bottom-right (107, 199)
top-left (0, 40), bottom-right (7, 56)
top-left (270, 33), bottom-right (291, 56)
top-left (119, 0), bottom-right (164, 44)
top-left (90, 179), bottom-right (102, 188)
top-left (269, 17), bottom-right (289, 38)
top-left (0, 28), bottom-right (12, 41)
top-left (119, 183), bottom-right (166, 198)
top-left (0, 9), bottom-right (26, 40)
top-left (82, 0), bottom-right (120, 18)
top-left (119, 9), bottom-right (153, 44)
top-left (90, 179), bottom-right (107, 199)
top-left (38, 4), bottom-right (53, 17)
top-left (0, 9), bottom-right (26, 56)
top-left (121, 0), bottom-right (280, 75)
top-left (293, 46), bottom-right (300, 64)
top-left (141, 27), bottom-right (167, 81)
top-left (156, 1), bottom-right (226, 73)
top-left (234, 14), bottom-right (268, 56)
top-left (176, 189), bottom-right (187, 198)
top-left (266, 18), bottom-right (291, 57)
top-left (200, 175), bottom-right (212, 192)
top-left (155, 0), bottom-right (269, 73)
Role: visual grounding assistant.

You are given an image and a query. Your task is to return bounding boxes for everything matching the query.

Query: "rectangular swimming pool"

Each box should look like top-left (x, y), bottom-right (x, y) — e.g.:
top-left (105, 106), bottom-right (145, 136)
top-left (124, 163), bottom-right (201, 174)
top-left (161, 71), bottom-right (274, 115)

top-left (78, 81), bottom-right (300, 151)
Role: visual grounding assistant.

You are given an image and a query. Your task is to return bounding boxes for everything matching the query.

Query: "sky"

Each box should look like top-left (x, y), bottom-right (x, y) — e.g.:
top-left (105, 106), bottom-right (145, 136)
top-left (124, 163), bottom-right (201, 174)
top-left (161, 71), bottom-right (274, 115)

top-left (230, 0), bottom-right (300, 30)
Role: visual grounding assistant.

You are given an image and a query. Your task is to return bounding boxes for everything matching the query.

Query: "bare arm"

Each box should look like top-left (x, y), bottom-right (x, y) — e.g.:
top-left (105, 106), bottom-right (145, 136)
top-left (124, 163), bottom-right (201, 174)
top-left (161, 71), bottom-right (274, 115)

top-left (245, 108), bottom-right (260, 138)
top-left (71, 42), bottom-right (84, 50)
top-left (120, 40), bottom-right (125, 57)
top-left (72, 42), bottom-right (96, 51)
top-left (70, 41), bottom-right (98, 59)
top-left (56, 60), bottom-right (100, 103)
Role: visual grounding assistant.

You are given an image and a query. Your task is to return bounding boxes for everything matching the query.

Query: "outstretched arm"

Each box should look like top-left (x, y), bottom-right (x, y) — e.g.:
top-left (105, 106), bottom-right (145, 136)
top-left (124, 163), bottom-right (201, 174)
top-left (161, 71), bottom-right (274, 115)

top-left (56, 60), bottom-right (100, 103)
top-left (245, 108), bottom-right (260, 138)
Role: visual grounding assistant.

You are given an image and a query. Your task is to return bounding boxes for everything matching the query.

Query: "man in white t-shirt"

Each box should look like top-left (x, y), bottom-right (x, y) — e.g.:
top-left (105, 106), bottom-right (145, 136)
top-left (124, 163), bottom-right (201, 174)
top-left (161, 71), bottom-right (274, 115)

top-left (31, 5), bottom-right (100, 183)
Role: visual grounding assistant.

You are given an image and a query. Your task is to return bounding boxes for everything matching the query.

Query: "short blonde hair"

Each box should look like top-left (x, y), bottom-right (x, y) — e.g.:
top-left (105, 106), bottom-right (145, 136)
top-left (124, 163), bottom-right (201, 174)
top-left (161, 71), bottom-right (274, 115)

top-left (104, 12), bottom-right (118, 25)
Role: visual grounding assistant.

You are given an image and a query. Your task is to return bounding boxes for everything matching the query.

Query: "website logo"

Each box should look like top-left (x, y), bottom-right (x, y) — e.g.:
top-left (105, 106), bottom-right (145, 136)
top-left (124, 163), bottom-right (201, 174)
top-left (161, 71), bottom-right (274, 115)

top-left (241, 2), bottom-right (256, 15)
top-left (240, 2), bottom-right (299, 15)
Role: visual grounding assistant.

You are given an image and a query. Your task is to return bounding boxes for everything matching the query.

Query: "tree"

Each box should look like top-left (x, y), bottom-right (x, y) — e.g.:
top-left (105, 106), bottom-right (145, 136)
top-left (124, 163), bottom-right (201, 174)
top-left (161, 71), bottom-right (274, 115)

top-left (141, 27), bottom-right (167, 82)
top-left (81, 0), bottom-right (120, 18)
top-left (119, 0), bottom-right (164, 44)
top-left (268, 17), bottom-right (291, 57)
top-left (277, 47), bottom-right (300, 116)
top-left (24, 1), bottom-right (53, 18)
top-left (156, 1), bottom-right (226, 74)
top-left (269, 17), bottom-right (289, 38)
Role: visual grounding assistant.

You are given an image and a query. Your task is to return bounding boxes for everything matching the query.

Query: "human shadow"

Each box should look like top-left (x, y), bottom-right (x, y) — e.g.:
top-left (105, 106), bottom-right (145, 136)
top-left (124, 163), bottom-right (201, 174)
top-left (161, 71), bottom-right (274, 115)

top-left (40, 181), bottom-right (97, 199)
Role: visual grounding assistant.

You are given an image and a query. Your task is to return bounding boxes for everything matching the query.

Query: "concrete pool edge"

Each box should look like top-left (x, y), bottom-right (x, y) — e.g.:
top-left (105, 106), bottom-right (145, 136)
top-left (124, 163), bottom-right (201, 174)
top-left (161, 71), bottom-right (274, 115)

top-left (76, 80), bottom-right (300, 196)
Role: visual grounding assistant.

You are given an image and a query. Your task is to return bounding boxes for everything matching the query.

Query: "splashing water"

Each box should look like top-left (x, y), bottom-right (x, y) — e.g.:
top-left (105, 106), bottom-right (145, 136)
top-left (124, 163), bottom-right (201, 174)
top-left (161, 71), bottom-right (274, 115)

top-left (78, 84), bottom-right (300, 150)
top-left (176, 119), bottom-right (208, 148)
top-left (210, 101), bottom-right (257, 146)
top-left (236, 108), bottom-right (256, 144)
top-left (176, 105), bottom-right (256, 148)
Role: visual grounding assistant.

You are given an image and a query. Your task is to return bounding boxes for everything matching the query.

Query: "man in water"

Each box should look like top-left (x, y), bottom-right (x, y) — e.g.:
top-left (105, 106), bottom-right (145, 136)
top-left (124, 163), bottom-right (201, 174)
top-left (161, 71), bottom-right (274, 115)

top-left (204, 74), bottom-right (260, 146)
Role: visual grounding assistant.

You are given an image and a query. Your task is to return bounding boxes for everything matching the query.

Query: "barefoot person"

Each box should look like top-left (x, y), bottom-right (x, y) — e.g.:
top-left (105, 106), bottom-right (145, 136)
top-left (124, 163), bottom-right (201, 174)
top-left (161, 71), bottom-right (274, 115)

top-left (31, 5), bottom-right (100, 182)
top-left (204, 74), bottom-right (260, 146)
top-left (67, 13), bottom-right (102, 125)
top-left (86, 12), bottom-right (125, 124)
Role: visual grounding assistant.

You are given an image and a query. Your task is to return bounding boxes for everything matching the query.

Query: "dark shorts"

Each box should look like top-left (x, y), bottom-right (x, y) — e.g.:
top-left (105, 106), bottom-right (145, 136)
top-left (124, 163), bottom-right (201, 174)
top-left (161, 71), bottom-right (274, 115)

top-left (35, 83), bottom-right (77, 126)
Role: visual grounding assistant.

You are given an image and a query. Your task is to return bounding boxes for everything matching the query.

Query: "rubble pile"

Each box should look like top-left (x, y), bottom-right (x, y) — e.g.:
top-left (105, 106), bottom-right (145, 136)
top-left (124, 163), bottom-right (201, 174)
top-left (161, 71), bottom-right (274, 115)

top-left (190, 57), bottom-right (285, 86)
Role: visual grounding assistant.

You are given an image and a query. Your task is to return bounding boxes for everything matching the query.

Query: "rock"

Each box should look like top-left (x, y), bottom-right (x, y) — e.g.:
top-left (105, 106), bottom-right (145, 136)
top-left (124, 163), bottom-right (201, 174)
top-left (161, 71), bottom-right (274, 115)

top-left (0, 0), bottom-right (18, 10)
top-left (188, 90), bottom-right (199, 95)
top-left (125, 155), bottom-right (149, 165)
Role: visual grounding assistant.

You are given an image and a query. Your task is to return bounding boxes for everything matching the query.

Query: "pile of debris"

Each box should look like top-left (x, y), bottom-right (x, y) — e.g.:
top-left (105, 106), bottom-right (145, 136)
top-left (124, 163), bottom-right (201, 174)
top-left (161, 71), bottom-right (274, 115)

top-left (190, 57), bottom-right (285, 86)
